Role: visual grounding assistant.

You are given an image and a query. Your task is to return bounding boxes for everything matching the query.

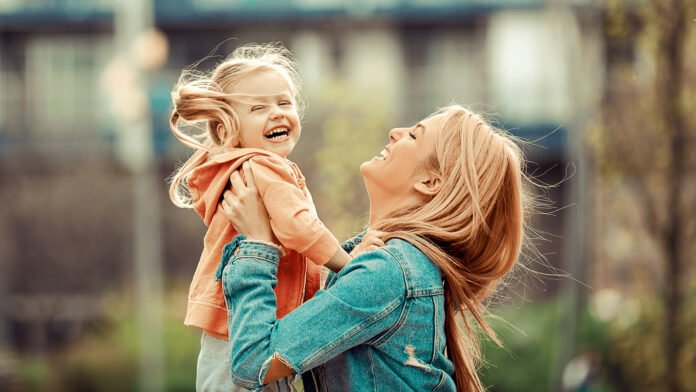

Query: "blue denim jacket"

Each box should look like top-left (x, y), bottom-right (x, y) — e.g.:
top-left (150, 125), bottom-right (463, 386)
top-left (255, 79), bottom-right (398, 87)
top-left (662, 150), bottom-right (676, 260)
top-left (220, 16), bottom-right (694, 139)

top-left (221, 236), bottom-right (456, 391)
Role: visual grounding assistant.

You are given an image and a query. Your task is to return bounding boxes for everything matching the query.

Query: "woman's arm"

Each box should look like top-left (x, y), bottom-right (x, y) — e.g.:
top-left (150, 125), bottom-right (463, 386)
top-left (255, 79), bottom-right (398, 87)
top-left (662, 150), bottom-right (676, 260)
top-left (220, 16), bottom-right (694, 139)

top-left (221, 239), bottom-right (406, 388)
top-left (221, 164), bottom-right (402, 387)
top-left (220, 165), bottom-right (294, 381)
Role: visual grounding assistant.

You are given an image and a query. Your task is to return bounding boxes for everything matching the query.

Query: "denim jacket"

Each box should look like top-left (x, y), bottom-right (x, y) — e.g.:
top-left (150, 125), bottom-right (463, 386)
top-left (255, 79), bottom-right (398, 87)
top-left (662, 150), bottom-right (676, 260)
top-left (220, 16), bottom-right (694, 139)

top-left (221, 236), bottom-right (456, 391)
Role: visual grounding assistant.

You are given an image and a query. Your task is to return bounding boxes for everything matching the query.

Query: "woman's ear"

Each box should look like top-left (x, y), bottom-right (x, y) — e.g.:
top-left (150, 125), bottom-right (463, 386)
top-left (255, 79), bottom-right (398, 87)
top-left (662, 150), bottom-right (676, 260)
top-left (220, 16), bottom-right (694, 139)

top-left (413, 172), bottom-right (442, 196)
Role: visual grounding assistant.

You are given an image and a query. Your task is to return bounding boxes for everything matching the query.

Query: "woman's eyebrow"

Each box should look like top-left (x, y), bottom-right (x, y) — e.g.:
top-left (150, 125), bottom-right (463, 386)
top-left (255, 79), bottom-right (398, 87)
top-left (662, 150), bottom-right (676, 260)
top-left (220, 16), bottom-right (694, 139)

top-left (414, 123), bottom-right (426, 135)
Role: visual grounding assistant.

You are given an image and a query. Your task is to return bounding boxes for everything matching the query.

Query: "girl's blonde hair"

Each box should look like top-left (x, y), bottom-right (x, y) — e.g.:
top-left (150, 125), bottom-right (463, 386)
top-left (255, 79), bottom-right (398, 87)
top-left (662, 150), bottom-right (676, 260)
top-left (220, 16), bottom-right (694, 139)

top-left (168, 42), bottom-right (302, 208)
top-left (373, 105), bottom-right (529, 392)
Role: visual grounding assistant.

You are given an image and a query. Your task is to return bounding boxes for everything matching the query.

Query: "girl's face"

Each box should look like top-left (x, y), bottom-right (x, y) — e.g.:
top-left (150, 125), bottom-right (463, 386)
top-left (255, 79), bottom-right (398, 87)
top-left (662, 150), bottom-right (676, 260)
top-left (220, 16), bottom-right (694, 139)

top-left (228, 69), bottom-right (301, 158)
top-left (361, 113), bottom-right (445, 203)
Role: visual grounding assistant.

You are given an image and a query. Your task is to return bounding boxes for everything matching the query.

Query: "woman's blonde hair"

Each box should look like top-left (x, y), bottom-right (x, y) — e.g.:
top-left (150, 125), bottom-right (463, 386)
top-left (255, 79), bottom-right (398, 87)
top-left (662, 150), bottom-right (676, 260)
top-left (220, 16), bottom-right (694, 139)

top-left (373, 105), bottom-right (530, 392)
top-left (168, 42), bottom-right (302, 208)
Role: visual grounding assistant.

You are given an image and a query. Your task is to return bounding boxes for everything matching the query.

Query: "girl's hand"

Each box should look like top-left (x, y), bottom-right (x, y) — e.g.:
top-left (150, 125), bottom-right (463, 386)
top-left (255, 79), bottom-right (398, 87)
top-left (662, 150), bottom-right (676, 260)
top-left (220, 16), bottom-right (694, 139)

top-left (349, 230), bottom-right (386, 257)
top-left (220, 162), bottom-right (275, 244)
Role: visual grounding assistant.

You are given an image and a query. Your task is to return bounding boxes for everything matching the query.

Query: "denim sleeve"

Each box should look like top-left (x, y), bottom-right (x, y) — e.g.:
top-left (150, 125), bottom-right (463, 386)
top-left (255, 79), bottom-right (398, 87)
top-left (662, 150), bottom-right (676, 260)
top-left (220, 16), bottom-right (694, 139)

top-left (319, 231), bottom-right (366, 286)
top-left (222, 239), bottom-right (405, 390)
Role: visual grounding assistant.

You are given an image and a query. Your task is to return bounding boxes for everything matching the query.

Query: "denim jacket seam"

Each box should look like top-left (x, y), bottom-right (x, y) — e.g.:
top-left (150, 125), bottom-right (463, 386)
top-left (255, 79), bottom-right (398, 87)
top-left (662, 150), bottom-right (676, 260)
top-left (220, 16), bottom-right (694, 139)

top-left (324, 273), bottom-right (336, 288)
top-left (410, 288), bottom-right (445, 297)
top-left (430, 296), bottom-right (438, 363)
top-left (299, 296), bottom-right (403, 370)
top-left (230, 374), bottom-right (259, 389)
top-left (382, 247), bottom-right (414, 295)
top-left (234, 254), bottom-right (280, 266)
top-left (371, 298), bottom-right (411, 348)
top-left (369, 246), bottom-right (413, 348)
top-left (432, 370), bottom-right (447, 391)
top-left (299, 297), bottom-right (402, 369)
top-left (384, 244), bottom-right (445, 298)
top-left (234, 240), bottom-right (282, 262)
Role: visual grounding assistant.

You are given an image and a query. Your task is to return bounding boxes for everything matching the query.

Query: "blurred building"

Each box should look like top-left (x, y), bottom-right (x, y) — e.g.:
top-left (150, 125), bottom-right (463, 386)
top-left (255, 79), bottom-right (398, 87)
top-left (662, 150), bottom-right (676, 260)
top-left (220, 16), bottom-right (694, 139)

top-left (0, 0), bottom-right (601, 354)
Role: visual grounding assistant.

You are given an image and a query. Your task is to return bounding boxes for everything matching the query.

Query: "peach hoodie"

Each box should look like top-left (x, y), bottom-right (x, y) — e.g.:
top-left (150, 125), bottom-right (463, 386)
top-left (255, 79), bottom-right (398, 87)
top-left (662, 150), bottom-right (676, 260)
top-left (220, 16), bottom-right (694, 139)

top-left (185, 148), bottom-right (340, 339)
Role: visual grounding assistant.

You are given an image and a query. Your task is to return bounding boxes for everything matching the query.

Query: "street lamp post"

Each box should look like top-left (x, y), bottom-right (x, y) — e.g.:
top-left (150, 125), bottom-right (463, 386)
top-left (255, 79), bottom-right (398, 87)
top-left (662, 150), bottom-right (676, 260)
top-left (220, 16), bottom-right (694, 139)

top-left (109, 0), bottom-right (166, 391)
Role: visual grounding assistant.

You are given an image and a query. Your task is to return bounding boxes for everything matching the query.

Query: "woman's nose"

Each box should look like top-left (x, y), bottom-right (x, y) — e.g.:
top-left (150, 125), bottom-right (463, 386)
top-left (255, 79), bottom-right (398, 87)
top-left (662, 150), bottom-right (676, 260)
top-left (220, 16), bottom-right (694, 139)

top-left (388, 127), bottom-right (405, 143)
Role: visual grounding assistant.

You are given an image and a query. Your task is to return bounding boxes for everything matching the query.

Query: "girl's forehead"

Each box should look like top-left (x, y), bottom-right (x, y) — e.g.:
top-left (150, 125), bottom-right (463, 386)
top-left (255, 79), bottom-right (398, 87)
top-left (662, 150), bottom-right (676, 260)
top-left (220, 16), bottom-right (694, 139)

top-left (228, 69), bottom-right (295, 95)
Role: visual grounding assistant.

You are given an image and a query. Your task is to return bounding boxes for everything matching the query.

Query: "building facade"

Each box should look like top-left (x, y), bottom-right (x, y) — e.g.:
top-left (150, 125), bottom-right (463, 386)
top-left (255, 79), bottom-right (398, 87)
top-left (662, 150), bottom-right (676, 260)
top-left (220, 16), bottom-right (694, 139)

top-left (0, 0), bottom-right (601, 354)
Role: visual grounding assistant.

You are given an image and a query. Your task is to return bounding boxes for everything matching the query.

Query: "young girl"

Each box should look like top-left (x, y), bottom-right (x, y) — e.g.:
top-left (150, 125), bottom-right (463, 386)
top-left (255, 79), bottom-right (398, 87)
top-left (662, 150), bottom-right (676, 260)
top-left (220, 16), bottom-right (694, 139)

top-left (168, 43), bottom-right (352, 391)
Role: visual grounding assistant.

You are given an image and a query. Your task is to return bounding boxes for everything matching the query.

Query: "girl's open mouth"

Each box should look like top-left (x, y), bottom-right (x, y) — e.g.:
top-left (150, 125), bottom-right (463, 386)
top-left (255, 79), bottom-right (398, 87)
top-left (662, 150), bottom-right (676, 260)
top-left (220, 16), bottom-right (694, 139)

top-left (264, 127), bottom-right (289, 141)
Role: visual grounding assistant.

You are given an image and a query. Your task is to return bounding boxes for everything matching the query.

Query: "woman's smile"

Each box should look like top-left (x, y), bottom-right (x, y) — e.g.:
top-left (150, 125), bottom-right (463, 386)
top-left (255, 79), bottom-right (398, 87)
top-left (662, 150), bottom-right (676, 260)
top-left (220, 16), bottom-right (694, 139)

top-left (374, 147), bottom-right (390, 161)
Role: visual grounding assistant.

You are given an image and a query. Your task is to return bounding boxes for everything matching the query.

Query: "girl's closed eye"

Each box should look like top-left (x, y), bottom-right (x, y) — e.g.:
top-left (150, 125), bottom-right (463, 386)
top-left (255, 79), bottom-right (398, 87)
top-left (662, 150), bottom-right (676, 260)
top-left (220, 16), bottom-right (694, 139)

top-left (251, 105), bottom-right (265, 112)
top-left (279, 100), bottom-right (292, 107)
top-left (409, 131), bottom-right (416, 140)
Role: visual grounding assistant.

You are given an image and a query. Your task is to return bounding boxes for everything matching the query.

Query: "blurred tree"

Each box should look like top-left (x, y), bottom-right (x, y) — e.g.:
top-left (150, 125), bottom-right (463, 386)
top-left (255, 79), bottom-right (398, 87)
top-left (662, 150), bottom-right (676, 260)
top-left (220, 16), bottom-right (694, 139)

top-left (594, 0), bottom-right (695, 390)
top-left (480, 300), bottom-right (615, 392)
top-left (308, 78), bottom-right (391, 239)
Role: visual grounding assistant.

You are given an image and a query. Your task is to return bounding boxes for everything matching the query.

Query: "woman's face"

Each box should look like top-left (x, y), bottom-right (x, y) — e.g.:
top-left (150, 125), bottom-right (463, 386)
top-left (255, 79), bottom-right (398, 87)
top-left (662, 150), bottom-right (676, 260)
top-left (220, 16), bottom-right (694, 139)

top-left (360, 112), bottom-right (446, 202)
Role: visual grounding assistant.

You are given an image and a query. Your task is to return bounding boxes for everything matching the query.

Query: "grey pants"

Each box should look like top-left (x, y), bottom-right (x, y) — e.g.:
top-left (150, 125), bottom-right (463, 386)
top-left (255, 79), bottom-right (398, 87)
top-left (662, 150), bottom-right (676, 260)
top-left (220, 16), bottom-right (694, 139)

top-left (196, 332), bottom-right (295, 392)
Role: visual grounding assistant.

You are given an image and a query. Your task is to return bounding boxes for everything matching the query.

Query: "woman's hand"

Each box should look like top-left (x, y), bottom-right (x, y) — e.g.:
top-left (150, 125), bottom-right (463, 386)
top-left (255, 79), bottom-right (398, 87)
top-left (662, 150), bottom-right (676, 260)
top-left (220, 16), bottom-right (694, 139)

top-left (349, 230), bottom-right (386, 257)
top-left (220, 162), bottom-right (275, 244)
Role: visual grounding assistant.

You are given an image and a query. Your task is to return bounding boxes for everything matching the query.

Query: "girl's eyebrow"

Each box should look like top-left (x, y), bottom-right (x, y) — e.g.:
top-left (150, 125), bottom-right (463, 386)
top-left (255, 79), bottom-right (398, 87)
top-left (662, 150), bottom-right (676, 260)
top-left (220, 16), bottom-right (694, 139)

top-left (231, 94), bottom-right (292, 105)
top-left (414, 123), bottom-right (426, 135)
top-left (227, 92), bottom-right (292, 100)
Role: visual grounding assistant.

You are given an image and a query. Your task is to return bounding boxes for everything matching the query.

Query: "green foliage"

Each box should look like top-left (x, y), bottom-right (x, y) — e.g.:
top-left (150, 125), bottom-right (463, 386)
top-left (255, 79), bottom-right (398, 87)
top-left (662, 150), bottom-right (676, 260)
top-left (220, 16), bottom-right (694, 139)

top-left (600, 292), bottom-right (696, 392)
top-left (480, 299), bottom-right (613, 392)
top-left (480, 301), bottom-right (557, 392)
top-left (15, 355), bottom-right (50, 392)
top-left (480, 291), bottom-right (696, 392)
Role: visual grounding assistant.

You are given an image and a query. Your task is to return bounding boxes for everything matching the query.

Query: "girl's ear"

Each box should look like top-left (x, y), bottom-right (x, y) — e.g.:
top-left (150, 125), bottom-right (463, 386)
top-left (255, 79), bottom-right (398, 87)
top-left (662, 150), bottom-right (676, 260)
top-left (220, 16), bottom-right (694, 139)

top-left (216, 124), bottom-right (228, 144)
top-left (413, 171), bottom-right (442, 196)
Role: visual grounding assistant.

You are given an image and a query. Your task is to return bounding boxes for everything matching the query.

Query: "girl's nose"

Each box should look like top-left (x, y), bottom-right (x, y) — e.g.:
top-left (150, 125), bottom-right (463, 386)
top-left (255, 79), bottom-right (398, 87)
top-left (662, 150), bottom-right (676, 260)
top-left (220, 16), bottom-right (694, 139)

top-left (270, 107), bottom-right (285, 120)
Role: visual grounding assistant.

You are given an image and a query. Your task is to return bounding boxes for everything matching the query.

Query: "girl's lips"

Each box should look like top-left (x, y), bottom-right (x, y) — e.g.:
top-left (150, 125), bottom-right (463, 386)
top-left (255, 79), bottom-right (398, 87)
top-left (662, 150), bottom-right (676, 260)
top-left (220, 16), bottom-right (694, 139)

top-left (264, 127), bottom-right (290, 142)
top-left (266, 135), bottom-right (290, 143)
top-left (264, 126), bottom-right (289, 136)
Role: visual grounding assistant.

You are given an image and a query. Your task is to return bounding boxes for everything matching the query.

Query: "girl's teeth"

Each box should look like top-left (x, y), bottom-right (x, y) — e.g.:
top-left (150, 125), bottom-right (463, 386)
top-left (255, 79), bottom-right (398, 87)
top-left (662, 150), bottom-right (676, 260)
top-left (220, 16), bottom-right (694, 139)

top-left (265, 127), bottom-right (290, 140)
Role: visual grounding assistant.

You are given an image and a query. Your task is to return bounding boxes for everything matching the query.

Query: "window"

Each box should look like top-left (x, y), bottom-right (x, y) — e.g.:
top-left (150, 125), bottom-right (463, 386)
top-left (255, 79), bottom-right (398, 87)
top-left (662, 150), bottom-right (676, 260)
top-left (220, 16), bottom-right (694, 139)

top-left (487, 10), bottom-right (572, 123)
top-left (24, 34), bottom-right (113, 138)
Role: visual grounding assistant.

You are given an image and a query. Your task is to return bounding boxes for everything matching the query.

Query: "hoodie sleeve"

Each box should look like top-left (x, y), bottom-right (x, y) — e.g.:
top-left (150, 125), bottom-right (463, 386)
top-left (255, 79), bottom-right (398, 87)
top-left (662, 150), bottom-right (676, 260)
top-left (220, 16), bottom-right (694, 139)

top-left (247, 156), bottom-right (340, 265)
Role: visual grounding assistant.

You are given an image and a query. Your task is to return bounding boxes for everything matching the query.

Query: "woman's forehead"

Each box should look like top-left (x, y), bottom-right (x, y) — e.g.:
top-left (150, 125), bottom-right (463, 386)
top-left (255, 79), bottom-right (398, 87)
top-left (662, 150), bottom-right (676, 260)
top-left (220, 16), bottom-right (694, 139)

top-left (421, 112), bottom-right (447, 133)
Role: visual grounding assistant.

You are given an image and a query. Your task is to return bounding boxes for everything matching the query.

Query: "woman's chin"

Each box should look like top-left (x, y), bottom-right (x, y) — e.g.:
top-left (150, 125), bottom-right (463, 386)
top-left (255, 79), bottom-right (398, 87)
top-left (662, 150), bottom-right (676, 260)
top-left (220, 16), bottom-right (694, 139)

top-left (360, 160), bottom-right (379, 179)
top-left (360, 162), bottom-right (380, 192)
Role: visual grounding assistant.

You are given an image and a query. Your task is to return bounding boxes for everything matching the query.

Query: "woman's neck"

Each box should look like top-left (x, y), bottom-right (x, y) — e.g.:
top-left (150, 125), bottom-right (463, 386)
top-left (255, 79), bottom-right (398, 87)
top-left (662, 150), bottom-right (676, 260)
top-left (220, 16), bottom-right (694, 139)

top-left (367, 192), bottom-right (419, 227)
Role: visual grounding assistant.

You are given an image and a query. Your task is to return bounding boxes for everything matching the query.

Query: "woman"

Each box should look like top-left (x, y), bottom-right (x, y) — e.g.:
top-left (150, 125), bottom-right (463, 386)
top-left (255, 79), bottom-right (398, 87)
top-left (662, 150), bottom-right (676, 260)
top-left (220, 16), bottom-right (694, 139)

top-left (219, 105), bottom-right (528, 391)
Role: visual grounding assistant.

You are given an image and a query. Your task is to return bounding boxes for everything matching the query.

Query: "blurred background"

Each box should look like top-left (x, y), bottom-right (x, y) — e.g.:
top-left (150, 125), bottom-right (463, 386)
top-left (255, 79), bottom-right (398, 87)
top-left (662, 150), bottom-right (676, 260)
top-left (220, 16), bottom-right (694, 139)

top-left (0, 0), bottom-right (694, 391)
